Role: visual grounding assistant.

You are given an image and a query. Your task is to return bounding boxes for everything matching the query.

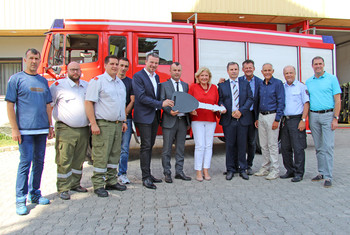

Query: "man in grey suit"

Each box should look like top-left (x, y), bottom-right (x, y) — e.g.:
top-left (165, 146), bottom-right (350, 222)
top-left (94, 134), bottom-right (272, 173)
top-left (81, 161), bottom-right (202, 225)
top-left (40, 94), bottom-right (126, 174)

top-left (160, 62), bottom-right (192, 183)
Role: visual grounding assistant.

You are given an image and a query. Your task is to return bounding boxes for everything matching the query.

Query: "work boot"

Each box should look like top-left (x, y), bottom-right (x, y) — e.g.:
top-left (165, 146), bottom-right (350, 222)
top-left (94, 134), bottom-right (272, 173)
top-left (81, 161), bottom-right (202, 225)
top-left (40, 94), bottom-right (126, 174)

top-left (16, 196), bottom-right (28, 215)
top-left (28, 190), bottom-right (50, 205)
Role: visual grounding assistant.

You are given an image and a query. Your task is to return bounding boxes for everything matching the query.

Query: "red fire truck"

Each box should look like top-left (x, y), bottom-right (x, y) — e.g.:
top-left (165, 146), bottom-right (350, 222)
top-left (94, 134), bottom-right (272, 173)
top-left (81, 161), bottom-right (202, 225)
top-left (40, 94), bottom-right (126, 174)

top-left (38, 19), bottom-right (336, 145)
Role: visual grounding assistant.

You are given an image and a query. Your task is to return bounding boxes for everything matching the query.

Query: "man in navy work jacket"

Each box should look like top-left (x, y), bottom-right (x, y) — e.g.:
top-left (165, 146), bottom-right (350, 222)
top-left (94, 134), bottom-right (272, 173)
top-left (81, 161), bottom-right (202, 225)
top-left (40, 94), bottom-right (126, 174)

top-left (254, 63), bottom-right (285, 180)
top-left (238, 59), bottom-right (262, 175)
top-left (132, 52), bottom-right (174, 190)
top-left (218, 62), bottom-right (254, 181)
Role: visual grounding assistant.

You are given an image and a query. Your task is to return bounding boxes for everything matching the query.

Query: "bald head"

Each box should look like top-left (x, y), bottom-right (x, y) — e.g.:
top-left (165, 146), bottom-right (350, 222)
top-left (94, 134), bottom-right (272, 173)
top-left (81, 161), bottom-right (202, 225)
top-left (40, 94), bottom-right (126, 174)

top-left (67, 62), bottom-right (81, 84)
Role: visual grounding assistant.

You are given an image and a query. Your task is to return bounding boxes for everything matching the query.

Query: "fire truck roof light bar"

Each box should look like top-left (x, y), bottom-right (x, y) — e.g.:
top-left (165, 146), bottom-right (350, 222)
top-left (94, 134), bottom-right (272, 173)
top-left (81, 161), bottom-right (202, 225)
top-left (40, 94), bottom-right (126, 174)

top-left (51, 19), bottom-right (64, 29)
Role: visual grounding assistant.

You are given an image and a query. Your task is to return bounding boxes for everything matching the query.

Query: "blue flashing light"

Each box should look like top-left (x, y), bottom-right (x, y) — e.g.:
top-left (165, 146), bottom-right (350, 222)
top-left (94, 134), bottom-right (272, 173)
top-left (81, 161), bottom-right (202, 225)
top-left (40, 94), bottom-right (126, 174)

top-left (322, 35), bottom-right (334, 44)
top-left (51, 19), bottom-right (64, 29)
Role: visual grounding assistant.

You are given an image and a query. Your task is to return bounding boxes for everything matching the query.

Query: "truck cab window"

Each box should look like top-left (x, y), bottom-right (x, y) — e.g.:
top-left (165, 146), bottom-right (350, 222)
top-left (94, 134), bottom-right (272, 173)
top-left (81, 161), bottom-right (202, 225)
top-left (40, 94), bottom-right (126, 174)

top-left (48, 34), bottom-right (64, 66)
top-left (109, 36), bottom-right (127, 57)
top-left (138, 38), bottom-right (173, 65)
top-left (65, 34), bottom-right (98, 64)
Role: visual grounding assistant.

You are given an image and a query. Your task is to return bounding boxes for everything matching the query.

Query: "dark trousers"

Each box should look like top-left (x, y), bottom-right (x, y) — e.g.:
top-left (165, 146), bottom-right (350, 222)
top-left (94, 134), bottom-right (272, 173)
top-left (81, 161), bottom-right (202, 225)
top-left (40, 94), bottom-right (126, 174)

top-left (135, 117), bottom-right (159, 181)
top-left (246, 111), bottom-right (257, 168)
top-left (223, 119), bottom-right (248, 173)
top-left (162, 117), bottom-right (187, 176)
top-left (281, 117), bottom-right (306, 177)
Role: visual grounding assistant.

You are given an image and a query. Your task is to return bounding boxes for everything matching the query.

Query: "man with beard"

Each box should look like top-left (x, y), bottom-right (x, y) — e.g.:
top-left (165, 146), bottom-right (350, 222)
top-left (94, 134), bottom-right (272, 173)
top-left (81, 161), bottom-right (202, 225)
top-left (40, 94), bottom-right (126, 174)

top-left (50, 62), bottom-right (89, 200)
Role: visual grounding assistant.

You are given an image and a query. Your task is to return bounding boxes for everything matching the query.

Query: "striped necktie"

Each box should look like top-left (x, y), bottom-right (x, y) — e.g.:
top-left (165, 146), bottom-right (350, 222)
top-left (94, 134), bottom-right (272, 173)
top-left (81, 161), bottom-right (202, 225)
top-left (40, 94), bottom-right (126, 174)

top-left (232, 81), bottom-right (239, 109)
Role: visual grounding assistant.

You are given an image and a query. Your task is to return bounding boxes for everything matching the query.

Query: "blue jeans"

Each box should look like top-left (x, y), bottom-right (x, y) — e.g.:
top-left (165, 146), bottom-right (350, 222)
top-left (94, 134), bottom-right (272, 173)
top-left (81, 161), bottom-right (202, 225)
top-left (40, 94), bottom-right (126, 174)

top-left (309, 112), bottom-right (334, 180)
top-left (118, 119), bottom-right (132, 175)
top-left (16, 134), bottom-right (48, 197)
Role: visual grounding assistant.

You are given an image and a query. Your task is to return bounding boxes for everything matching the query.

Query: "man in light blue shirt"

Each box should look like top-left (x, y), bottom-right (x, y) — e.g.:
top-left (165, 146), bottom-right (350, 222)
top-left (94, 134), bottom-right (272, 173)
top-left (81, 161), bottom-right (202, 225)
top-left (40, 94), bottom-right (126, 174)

top-left (280, 66), bottom-right (309, 183)
top-left (6, 48), bottom-right (54, 215)
top-left (305, 56), bottom-right (341, 188)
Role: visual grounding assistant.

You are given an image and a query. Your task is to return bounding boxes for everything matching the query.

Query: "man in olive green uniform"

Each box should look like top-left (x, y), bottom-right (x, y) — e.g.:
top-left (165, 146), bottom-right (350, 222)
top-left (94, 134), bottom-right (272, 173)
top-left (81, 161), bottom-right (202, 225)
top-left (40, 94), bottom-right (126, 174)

top-left (85, 55), bottom-right (128, 197)
top-left (50, 62), bottom-right (89, 200)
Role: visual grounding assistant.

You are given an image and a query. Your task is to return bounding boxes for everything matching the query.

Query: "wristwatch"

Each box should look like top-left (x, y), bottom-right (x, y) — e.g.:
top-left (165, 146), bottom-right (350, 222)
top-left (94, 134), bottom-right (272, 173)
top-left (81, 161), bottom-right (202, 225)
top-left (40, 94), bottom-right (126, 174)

top-left (301, 118), bottom-right (306, 122)
top-left (333, 116), bottom-right (339, 120)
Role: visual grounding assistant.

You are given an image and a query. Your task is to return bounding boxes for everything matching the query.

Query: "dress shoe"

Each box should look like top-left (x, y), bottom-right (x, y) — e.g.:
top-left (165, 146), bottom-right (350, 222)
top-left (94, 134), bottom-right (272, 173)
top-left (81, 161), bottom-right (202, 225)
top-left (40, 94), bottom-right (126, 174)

top-left (175, 173), bottom-right (192, 181)
top-left (311, 174), bottom-right (324, 181)
top-left (59, 191), bottom-right (70, 200)
top-left (247, 168), bottom-right (253, 176)
top-left (143, 178), bottom-right (157, 189)
top-left (226, 171), bottom-right (234, 180)
top-left (71, 186), bottom-right (88, 193)
top-left (240, 172), bottom-right (249, 180)
top-left (280, 172), bottom-right (294, 179)
top-left (291, 176), bottom-right (303, 182)
top-left (105, 183), bottom-right (127, 191)
top-left (324, 179), bottom-right (332, 188)
top-left (150, 175), bottom-right (162, 183)
top-left (94, 188), bottom-right (108, 197)
top-left (164, 174), bottom-right (173, 183)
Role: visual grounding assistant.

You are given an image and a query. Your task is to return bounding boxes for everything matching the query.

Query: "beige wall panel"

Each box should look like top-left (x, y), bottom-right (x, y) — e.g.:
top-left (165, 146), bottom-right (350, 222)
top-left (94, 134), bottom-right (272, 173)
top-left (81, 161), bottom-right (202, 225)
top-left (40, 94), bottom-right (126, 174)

top-left (190, 0), bottom-right (350, 19)
top-left (0, 37), bottom-right (45, 58)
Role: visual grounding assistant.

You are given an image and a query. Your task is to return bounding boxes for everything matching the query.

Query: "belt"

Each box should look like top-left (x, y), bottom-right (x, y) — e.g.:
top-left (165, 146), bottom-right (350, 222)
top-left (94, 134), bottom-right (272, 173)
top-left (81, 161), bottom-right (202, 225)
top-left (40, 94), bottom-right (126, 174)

top-left (56, 121), bottom-right (88, 128)
top-left (260, 110), bottom-right (276, 115)
top-left (310, 109), bottom-right (333, 113)
top-left (283, 114), bottom-right (302, 120)
top-left (177, 116), bottom-right (185, 119)
top-left (97, 119), bottom-right (123, 124)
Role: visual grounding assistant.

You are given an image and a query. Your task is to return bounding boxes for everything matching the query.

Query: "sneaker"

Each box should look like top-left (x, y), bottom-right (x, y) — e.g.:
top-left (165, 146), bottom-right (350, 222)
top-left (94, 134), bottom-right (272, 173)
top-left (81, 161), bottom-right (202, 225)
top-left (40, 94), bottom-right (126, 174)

top-left (16, 196), bottom-right (28, 215)
top-left (311, 174), bottom-right (324, 181)
top-left (254, 168), bottom-right (269, 176)
top-left (28, 190), bottom-right (50, 205)
top-left (265, 172), bottom-right (279, 180)
top-left (324, 180), bottom-right (332, 188)
top-left (118, 174), bottom-right (130, 184)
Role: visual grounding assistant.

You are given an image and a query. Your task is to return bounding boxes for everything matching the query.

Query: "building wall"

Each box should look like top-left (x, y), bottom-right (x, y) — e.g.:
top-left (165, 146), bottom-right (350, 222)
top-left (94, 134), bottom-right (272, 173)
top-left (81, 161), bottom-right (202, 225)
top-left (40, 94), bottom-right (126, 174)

top-left (1, 0), bottom-right (350, 31)
top-left (0, 37), bottom-right (46, 58)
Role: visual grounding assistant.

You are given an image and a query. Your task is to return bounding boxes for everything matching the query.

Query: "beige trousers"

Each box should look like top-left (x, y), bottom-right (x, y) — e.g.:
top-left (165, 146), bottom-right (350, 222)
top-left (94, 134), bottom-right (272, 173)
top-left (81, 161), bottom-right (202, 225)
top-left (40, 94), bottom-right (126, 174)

top-left (258, 113), bottom-right (280, 174)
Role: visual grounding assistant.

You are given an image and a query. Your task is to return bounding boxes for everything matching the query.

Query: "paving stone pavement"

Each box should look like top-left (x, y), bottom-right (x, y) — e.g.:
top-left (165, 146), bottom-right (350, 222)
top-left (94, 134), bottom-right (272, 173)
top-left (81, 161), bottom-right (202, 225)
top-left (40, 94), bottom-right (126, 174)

top-left (0, 129), bottom-right (349, 235)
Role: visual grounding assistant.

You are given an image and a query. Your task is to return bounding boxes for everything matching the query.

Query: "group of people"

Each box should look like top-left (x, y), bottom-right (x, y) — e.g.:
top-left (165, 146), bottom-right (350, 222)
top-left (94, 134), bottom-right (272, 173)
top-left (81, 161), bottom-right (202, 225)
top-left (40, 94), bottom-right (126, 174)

top-left (6, 48), bottom-right (341, 216)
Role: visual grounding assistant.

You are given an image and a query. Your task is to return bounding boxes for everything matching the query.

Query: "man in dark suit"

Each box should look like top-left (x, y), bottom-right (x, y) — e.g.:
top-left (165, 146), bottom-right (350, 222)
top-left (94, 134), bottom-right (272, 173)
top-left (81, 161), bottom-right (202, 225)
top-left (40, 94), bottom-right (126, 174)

top-left (132, 53), bottom-right (174, 189)
top-left (218, 62), bottom-right (254, 180)
top-left (160, 62), bottom-right (191, 183)
top-left (238, 60), bottom-right (263, 175)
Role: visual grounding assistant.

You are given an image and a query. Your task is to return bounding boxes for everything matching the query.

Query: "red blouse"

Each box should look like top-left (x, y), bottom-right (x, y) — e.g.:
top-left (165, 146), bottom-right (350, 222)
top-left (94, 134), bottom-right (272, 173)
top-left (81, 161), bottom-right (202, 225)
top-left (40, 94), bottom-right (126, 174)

top-left (188, 83), bottom-right (219, 122)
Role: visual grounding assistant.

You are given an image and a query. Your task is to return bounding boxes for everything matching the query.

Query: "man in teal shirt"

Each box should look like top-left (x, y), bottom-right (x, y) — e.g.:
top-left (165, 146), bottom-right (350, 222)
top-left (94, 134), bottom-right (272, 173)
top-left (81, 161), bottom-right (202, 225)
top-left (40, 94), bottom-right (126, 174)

top-left (306, 56), bottom-right (341, 188)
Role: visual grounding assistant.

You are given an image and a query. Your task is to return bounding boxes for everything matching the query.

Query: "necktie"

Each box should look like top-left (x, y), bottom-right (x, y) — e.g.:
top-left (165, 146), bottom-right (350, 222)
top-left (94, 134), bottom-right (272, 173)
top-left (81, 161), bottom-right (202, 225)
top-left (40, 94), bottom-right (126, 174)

top-left (233, 82), bottom-right (239, 109)
top-left (176, 82), bottom-right (179, 91)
